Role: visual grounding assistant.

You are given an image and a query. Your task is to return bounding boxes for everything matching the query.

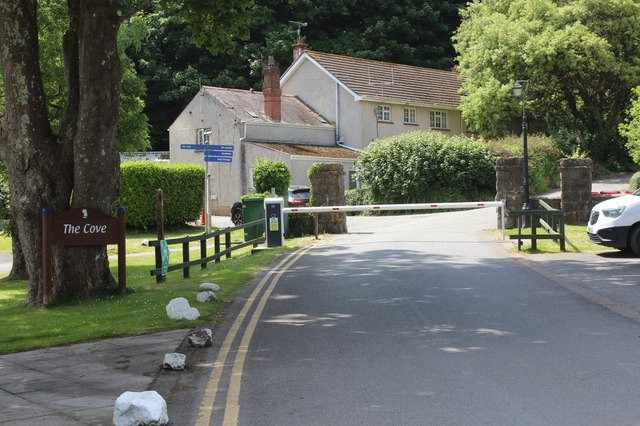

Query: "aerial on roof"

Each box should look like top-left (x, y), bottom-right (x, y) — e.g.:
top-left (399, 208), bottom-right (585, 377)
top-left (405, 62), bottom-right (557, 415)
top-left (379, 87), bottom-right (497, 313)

top-left (289, 50), bottom-right (462, 107)
top-left (200, 86), bottom-right (332, 126)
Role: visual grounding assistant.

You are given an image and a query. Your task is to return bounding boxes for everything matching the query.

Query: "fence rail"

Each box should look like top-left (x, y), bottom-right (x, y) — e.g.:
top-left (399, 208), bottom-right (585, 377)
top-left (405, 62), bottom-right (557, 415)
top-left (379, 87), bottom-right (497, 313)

top-left (148, 219), bottom-right (265, 282)
top-left (509, 200), bottom-right (566, 251)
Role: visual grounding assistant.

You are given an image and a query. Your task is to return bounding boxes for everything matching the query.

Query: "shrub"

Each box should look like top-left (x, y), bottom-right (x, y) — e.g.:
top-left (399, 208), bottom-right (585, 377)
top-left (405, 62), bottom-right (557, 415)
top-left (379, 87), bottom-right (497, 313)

top-left (488, 134), bottom-right (563, 194)
top-left (117, 161), bottom-right (204, 229)
top-left (356, 131), bottom-right (497, 204)
top-left (630, 172), bottom-right (640, 191)
top-left (252, 158), bottom-right (291, 196)
top-left (287, 213), bottom-right (314, 237)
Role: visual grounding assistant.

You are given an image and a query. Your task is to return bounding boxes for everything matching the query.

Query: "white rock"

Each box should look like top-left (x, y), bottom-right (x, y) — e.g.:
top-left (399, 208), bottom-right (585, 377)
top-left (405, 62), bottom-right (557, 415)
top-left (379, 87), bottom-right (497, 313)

top-left (188, 328), bottom-right (213, 348)
top-left (200, 282), bottom-right (220, 292)
top-left (163, 353), bottom-right (186, 370)
top-left (113, 390), bottom-right (169, 426)
top-left (166, 297), bottom-right (200, 320)
top-left (196, 291), bottom-right (216, 303)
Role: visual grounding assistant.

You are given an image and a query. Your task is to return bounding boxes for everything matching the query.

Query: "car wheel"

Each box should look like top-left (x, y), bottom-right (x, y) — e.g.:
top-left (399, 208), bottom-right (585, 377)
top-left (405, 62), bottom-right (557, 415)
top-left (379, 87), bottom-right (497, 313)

top-left (230, 203), bottom-right (243, 226)
top-left (628, 226), bottom-right (640, 256)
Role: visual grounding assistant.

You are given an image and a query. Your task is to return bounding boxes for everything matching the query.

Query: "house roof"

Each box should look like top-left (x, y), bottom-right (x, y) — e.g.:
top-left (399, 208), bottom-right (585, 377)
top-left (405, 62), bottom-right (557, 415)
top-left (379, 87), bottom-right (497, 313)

top-left (283, 50), bottom-right (462, 107)
top-left (253, 142), bottom-right (359, 159)
top-left (201, 86), bottom-right (332, 126)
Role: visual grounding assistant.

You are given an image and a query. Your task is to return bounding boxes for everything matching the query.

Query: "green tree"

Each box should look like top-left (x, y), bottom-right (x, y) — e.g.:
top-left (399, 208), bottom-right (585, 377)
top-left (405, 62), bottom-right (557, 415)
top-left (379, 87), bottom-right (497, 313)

top-left (0, 0), bottom-right (252, 306)
top-left (620, 86), bottom-right (640, 164)
top-left (454, 0), bottom-right (640, 166)
top-left (252, 158), bottom-right (291, 196)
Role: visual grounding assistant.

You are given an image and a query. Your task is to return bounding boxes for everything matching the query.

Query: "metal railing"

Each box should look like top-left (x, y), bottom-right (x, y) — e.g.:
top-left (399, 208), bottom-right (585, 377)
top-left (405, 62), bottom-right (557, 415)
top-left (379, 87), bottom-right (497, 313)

top-left (148, 219), bottom-right (265, 282)
top-left (509, 199), bottom-right (566, 251)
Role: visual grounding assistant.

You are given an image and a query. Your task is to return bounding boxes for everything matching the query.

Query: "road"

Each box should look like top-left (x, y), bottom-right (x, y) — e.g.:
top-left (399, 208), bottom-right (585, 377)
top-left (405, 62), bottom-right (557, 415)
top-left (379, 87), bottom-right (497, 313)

top-left (159, 208), bottom-right (640, 426)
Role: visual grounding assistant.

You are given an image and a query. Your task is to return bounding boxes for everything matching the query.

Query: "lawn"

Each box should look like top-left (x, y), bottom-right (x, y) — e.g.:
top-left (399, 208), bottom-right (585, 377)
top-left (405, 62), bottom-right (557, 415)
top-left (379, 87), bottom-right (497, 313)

top-left (0, 232), bottom-right (314, 354)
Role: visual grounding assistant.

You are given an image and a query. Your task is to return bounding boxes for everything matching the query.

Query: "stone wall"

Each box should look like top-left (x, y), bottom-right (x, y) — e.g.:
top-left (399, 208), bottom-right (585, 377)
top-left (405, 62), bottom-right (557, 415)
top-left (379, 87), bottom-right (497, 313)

top-left (495, 157), bottom-right (525, 228)
top-left (560, 158), bottom-right (592, 223)
top-left (309, 163), bottom-right (348, 234)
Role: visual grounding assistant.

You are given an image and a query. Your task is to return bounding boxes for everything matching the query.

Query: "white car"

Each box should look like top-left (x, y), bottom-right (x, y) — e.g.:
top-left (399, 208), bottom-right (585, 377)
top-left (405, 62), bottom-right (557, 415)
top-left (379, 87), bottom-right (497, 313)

top-left (587, 190), bottom-right (640, 255)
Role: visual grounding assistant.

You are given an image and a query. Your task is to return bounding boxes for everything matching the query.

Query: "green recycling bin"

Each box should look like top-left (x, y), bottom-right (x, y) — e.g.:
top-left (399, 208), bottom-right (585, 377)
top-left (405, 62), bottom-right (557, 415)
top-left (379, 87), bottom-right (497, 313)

top-left (242, 197), bottom-right (265, 241)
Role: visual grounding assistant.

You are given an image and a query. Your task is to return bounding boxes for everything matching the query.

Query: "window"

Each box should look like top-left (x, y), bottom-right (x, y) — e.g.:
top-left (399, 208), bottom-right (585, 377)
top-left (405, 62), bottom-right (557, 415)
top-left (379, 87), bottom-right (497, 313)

top-left (197, 128), bottom-right (212, 144)
top-left (429, 111), bottom-right (448, 129)
top-left (403, 108), bottom-right (417, 124)
top-left (376, 105), bottom-right (391, 122)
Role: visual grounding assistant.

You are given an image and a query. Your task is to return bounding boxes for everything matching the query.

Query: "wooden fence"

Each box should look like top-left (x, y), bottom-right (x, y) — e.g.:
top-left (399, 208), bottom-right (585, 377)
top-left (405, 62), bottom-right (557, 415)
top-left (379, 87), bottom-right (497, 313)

top-left (509, 200), bottom-right (566, 251)
top-left (148, 219), bottom-right (265, 282)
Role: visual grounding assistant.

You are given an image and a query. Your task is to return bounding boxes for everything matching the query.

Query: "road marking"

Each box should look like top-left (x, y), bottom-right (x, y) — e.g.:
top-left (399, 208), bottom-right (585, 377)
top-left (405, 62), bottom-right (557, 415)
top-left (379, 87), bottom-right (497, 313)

top-left (195, 241), bottom-right (325, 426)
top-left (222, 243), bottom-right (318, 426)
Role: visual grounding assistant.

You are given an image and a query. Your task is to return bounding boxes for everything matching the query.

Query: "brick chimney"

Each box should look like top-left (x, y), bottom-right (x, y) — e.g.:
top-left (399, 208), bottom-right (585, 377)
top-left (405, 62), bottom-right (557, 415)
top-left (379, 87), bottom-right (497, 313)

top-left (263, 56), bottom-right (281, 122)
top-left (292, 38), bottom-right (307, 62)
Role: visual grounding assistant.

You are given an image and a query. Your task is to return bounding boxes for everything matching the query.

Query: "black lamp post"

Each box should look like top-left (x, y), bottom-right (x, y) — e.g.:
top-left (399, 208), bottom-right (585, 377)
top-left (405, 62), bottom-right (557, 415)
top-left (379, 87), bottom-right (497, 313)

top-left (512, 80), bottom-right (530, 210)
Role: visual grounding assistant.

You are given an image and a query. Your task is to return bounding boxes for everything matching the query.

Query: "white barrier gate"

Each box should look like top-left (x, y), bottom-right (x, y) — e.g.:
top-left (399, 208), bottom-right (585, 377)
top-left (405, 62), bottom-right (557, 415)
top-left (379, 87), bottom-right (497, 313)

top-left (265, 199), bottom-right (506, 247)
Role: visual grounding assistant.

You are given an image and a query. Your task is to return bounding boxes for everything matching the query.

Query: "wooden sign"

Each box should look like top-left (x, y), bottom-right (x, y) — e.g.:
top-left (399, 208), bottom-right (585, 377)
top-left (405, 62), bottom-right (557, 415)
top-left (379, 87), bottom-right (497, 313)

top-left (42, 207), bottom-right (126, 305)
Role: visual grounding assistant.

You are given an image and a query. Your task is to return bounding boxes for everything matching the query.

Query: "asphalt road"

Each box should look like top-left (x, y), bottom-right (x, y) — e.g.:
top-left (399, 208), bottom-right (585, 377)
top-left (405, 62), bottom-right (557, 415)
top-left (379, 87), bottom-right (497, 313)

top-left (158, 208), bottom-right (640, 426)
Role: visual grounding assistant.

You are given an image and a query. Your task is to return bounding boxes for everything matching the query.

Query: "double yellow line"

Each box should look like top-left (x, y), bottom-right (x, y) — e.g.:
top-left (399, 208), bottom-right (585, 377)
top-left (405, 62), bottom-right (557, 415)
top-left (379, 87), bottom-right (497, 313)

top-left (195, 241), bottom-right (323, 426)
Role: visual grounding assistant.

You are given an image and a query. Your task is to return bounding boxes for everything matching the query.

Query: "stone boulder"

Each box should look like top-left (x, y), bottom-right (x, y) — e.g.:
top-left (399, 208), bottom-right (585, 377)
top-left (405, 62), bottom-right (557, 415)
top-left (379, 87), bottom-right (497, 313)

top-left (113, 390), bottom-right (169, 426)
top-left (196, 291), bottom-right (216, 303)
top-left (166, 297), bottom-right (200, 320)
top-left (188, 328), bottom-right (213, 348)
top-left (200, 282), bottom-right (220, 292)
top-left (163, 353), bottom-right (186, 371)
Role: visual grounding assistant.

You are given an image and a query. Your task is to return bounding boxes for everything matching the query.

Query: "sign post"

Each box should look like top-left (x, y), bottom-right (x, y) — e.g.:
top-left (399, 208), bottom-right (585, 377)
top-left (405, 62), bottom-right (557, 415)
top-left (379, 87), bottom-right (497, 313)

top-left (180, 143), bottom-right (235, 233)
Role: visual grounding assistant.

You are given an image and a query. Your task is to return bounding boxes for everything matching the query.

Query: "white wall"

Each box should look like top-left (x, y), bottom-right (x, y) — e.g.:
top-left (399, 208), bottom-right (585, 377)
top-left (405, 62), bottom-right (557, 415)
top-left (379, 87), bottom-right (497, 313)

top-left (168, 90), bottom-right (245, 215)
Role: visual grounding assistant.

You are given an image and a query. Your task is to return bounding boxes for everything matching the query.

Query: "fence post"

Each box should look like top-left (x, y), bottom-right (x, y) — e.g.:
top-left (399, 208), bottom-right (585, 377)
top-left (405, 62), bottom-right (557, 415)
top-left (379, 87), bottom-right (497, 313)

top-left (215, 235), bottom-right (221, 263)
top-left (225, 231), bottom-right (231, 259)
top-left (182, 241), bottom-right (190, 279)
top-left (201, 238), bottom-right (207, 269)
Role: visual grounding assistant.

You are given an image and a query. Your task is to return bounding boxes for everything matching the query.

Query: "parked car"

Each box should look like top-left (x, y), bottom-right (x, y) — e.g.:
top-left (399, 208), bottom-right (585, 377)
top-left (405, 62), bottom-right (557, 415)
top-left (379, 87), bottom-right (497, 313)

top-left (288, 186), bottom-right (311, 207)
top-left (230, 201), bottom-right (243, 225)
top-left (587, 190), bottom-right (640, 255)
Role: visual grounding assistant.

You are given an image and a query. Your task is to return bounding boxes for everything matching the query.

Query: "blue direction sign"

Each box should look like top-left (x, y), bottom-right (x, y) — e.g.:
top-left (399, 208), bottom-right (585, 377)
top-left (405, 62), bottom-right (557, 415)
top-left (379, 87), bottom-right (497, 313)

top-left (204, 156), bottom-right (233, 163)
top-left (180, 144), bottom-right (234, 151)
top-left (205, 151), bottom-right (233, 157)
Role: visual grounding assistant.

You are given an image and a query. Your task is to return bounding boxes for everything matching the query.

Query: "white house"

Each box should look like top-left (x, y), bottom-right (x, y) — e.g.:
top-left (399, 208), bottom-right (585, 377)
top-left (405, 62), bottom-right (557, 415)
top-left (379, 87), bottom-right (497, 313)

top-left (281, 45), bottom-right (467, 150)
top-left (168, 45), bottom-right (467, 215)
top-left (168, 57), bottom-right (358, 215)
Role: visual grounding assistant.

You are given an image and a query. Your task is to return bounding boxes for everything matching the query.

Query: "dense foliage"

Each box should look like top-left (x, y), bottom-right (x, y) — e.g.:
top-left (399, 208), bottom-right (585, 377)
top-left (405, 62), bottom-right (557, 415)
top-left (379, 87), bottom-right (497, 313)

top-left (620, 87), bottom-right (640, 165)
top-left (356, 131), bottom-right (497, 204)
top-left (252, 158), bottom-right (291, 196)
top-left (454, 0), bottom-right (640, 168)
top-left (487, 135), bottom-right (564, 195)
top-left (118, 162), bottom-right (204, 229)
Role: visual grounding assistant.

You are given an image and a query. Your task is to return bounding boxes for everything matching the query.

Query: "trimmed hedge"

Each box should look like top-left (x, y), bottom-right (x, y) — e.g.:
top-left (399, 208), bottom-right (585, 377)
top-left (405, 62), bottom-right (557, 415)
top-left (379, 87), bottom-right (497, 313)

top-left (118, 161), bottom-right (204, 229)
top-left (252, 158), bottom-right (291, 196)
top-left (356, 131), bottom-right (497, 204)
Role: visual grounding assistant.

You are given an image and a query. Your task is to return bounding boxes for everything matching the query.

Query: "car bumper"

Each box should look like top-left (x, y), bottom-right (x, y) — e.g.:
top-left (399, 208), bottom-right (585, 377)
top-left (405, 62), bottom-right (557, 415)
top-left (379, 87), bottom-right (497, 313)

top-left (587, 225), bottom-right (629, 248)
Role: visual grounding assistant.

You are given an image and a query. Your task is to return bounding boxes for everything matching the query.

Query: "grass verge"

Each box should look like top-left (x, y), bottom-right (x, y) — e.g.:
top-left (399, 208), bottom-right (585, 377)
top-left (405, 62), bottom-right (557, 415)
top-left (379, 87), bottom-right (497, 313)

top-left (0, 235), bottom-right (314, 354)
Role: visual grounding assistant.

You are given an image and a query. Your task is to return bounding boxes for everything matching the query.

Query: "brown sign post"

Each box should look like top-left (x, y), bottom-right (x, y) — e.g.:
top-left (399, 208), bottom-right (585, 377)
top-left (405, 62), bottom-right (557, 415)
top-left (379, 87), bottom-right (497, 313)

top-left (42, 207), bottom-right (126, 305)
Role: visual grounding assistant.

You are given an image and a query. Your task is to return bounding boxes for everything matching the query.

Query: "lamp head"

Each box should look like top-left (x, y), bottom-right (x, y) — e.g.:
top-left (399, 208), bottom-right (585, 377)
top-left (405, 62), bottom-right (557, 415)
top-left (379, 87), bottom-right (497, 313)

top-left (512, 81), bottom-right (523, 99)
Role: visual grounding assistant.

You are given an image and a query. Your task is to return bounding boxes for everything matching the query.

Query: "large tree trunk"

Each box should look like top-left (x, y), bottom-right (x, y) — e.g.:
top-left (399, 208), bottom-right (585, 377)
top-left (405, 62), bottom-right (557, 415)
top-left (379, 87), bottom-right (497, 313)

top-left (0, 1), bottom-right (121, 305)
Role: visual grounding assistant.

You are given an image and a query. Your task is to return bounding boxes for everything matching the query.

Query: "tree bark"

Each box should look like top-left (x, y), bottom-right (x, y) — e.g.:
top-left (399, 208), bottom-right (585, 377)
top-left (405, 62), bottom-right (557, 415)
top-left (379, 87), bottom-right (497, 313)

top-left (0, 1), bottom-right (121, 305)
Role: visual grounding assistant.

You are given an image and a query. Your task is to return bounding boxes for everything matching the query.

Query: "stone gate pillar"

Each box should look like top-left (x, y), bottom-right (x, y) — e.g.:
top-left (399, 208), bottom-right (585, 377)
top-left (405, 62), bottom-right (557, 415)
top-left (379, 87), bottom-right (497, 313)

top-left (495, 157), bottom-right (525, 228)
top-left (560, 158), bottom-right (592, 223)
top-left (309, 163), bottom-right (348, 234)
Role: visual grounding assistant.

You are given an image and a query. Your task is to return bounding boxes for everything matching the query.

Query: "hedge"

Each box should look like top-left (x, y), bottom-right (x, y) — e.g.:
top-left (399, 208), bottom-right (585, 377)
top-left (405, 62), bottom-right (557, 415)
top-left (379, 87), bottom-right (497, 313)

top-left (118, 161), bottom-right (204, 229)
top-left (356, 131), bottom-right (497, 204)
